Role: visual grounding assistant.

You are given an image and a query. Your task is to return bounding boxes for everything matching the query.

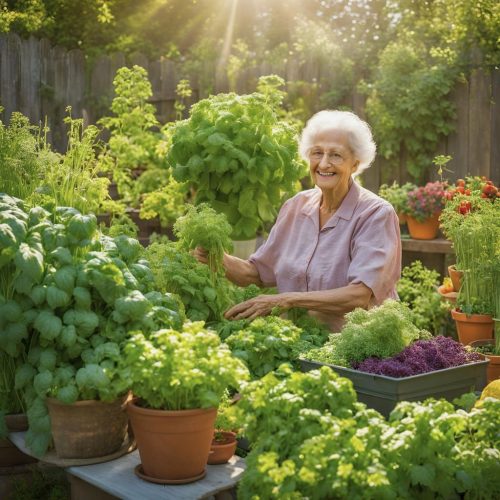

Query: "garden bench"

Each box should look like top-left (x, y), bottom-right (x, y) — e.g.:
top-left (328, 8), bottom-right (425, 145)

top-left (9, 432), bottom-right (246, 499)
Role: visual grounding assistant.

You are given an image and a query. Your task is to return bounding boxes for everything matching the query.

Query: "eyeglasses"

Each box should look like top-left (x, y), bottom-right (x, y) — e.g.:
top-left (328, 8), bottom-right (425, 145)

top-left (308, 149), bottom-right (345, 165)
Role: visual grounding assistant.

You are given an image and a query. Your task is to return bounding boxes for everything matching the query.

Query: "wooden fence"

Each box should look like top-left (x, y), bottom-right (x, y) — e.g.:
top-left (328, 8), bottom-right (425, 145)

top-left (1, 32), bottom-right (498, 192)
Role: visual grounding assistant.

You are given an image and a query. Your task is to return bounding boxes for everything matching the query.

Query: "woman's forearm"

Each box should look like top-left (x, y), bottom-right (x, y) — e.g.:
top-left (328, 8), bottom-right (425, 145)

top-left (223, 254), bottom-right (262, 287)
top-left (282, 283), bottom-right (372, 316)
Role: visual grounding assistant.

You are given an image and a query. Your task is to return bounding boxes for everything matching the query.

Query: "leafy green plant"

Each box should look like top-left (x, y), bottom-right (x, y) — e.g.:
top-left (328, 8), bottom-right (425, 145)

top-left (174, 203), bottom-right (233, 275)
top-left (0, 195), bottom-right (184, 456)
top-left (441, 196), bottom-right (499, 315)
top-left (304, 300), bottom-right (429, 367)
top-left (378, 181), bottom-right (416, 214)
top-left (397, 261), bottom-right (450, 334)
top-left (118, 321), bottom-right (249, 410)
top-left (168, 75), bottom-right (306, 239)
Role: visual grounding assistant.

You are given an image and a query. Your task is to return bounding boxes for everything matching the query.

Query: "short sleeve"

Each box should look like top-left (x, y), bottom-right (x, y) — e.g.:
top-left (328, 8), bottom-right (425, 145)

top-left (347, 204), bottom-right (401, 302)
top-left (248, 199), bottom-right (292, 287)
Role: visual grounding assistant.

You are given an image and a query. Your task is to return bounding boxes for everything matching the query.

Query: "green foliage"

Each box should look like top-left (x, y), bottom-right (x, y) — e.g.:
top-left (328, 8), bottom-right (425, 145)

top-left (236, 365), bottom-right (500, 499)
top-left (304, 300), bottom-right (427, 367)
top-left (441, 196), bottom-right (500, 315)
top-left (397, 261), bottom-right (450, 334)
top-left (0, 195), bottom-right (185, 456)
top-left (378, 182), bottom-right (416, 214)
top-left (174, 203), bottom-right (233, 275)
top-left (168, 75), bottom-right (306, 239)
top-left (118, 322), bottom-right (249, 410)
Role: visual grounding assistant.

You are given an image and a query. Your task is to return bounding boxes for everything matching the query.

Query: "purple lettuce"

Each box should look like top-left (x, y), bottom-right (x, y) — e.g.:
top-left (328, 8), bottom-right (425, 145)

top-left (354, 336), bottom-right (483, 378)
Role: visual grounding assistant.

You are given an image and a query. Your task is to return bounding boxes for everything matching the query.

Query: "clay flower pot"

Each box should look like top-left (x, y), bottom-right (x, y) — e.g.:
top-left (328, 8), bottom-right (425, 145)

top-left (127, 401), bottom-right (217, 484)
top-left (437, 285), bottom-right (457, 304)
top-left (47, 394), bottom-right (129, 459)
top-left (470, 339), bottom-right (500, 383)
top-left (397, 212), bottom-right (407, 225)
top-left (406, 213), bottom-right (440, 240)
top-left (447, 265), bottom-right (463, 292)
top-left (208, 431), bottom-right (237, 465)
top-left (451, 309), bottom-right (494, 346)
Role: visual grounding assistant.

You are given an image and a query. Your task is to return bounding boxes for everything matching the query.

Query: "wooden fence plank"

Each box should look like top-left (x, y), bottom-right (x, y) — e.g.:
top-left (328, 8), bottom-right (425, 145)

top-left (40, 38), bottom-right (54, 145)
top-left (468, 69), bottom-right (491, 179)
top-left (446, 79), bottom-right (469, 181)
top-left (66, 49), bottom-right (85, 118)
top-left (0, 33), bottom-right (21, 122)
top-left (490, 69), bottom-right (500, 184)
top-left (19, 36), bottom-right (41, 123)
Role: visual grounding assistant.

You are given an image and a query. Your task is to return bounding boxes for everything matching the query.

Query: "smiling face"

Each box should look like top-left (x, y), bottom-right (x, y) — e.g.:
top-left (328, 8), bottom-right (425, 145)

top-left (308, 129), bottom-right (359, 193)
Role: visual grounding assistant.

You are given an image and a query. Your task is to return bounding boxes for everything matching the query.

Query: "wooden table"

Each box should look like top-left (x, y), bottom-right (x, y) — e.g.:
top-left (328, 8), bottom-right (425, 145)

top-left (401, 237), bottom-right (454, 277)
top-left (9, 432), bottom-right (246, 500)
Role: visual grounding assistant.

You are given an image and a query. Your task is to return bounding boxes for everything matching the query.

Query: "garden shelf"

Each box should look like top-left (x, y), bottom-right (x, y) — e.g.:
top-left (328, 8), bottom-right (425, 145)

top-left (299, 359), bottom-right (488, 417)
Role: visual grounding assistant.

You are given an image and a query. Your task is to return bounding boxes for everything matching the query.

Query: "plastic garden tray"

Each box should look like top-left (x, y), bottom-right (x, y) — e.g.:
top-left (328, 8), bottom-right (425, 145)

top-left (298, 359), bottom-right (489, 417)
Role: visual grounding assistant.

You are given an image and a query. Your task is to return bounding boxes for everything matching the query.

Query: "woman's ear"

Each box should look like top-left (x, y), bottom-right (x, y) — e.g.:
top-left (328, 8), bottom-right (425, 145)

top-left (352, 160), bottom-right (360, 173)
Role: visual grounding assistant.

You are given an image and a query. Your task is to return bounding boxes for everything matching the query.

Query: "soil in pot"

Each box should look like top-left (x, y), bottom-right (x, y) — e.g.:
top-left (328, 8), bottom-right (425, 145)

top-left (451, 309), bottom-right (494, 345)
top-left (406, 213), bottom-right (440, 240)
top-left (208, 431), bottom-right (237, 465)
top-left (470, 339), bottom-right (500, 383)
top-left (127, 401), bottom-right (217, 484)
top-left (47, 394), bottom-right (129, 459)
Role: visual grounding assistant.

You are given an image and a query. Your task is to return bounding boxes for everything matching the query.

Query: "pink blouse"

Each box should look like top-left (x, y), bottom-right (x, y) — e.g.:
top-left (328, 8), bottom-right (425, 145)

top-left (249, 180), bottom-right (401, 332)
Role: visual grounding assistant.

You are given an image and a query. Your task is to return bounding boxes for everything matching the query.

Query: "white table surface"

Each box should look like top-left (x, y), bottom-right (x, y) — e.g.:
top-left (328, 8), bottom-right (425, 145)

top-left (67, 450), bottom-right (246, 500)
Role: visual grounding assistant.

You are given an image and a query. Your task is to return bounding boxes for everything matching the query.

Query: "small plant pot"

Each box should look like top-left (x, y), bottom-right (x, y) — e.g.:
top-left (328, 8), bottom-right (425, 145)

top-left (127, 401), bottom-right (216, 483)
top-left (451, 309), bottom-right (494, 346)
top-left (208, 431), bottom-right (237, 465)
top-left (470, 339), bottom-right (500, 383)
top-left (447, 265), bottom-right (463, 292)
top-left (47, 394), bottom-right (129, 459)
top-left (406, 213), bottom-right (440, 240)
top-left (437, 285), bottom-right (457, 304)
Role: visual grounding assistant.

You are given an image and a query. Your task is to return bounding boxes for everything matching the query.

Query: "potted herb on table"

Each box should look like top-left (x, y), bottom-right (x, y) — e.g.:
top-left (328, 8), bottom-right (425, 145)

top-left (405, 181), bottom-right (447, 239)
top-left (440, 186), bottom-right (499, 345)
top-left (167, 75), bottom-right (306, 254)
top-left (120, 322), bottom-right (249, 484)
top-left (378, 181), bottom-right (416, 225)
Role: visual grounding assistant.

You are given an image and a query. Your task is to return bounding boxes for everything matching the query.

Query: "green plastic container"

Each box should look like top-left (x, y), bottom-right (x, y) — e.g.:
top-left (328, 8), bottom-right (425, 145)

top-left (299, 359), bottom-right (489, 417)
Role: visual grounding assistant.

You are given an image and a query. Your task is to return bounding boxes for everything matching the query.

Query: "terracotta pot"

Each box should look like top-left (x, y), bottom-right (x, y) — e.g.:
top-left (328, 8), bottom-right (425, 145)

top-left (47, 394), bottom-right (129, 459)
top-left (127, 401), bottom-right (216, 483)
top-left (437, 285), bottom-right (457, 304)
top-left (447, 265), bottom-right (463, 293)
top-left (208, 431), bottom-right (237, 465)
top-left (5, 414), bottom-right (28, 432)
top-left (406, 213), bottom-right (440, 240)
top-left (397, 212), bottom-right (407, 225)
top-left (0, 439), bottom-right (37, 467)
top-left (451, 309), bottom-right (494, 346)
top-left (470, 339), bottom-right (500, 383)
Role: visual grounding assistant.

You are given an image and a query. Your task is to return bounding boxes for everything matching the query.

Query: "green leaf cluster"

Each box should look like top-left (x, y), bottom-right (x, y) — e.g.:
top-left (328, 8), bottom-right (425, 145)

top-left (236, 366), bottom-right (500, 498)
top-left (378, 182), bottom-right (416, 214)
top-left (0, 195), bottom-right (184, 456)
top-left (304, 300), bottom-right (428, 367)
top-left (168, 75), bottom-right (306, 239)
top-left (117, 321), bottom-right (249, 410)
top-left (397, 261), bottom-right (450, 334)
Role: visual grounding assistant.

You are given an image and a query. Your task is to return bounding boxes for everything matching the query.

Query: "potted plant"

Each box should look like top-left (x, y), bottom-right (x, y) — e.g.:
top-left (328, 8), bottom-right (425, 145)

top-left (405, 181), bottom-right (447, 239)
top-left (167, 75), bottom-right (306, 245)
top-left (378, 181), bottom-right (416, 224)
top-left (440, 184), bottom-right (499, 345)
top-left (120, 322), bottom-right (249, 484)
top-left (0, 195), bottom-right (184, 458)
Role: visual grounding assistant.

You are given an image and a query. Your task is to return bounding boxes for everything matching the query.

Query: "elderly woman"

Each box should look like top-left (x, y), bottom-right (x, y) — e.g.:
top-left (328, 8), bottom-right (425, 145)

top-left (196, 110), bottom-right (401, 332)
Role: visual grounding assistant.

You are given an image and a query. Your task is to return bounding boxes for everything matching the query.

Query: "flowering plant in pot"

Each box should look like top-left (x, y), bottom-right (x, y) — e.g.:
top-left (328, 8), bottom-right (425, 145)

top-left (378, 181), bottom-right (416, 224)
top-left (405, 181), bottom-right (447, 239)
top-left (118, 321), bottom-right (249, 483)
top-left (441, 192), bottom-right (499, 345)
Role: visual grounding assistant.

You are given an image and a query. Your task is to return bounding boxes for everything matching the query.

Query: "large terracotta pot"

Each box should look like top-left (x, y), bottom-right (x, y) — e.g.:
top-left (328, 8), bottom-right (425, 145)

top-left (208, 431), bottom-right (237, 465)
top-left (447, 265), bottom-right (463, 292)
top-left (451, 309), bottom-right (494, 345)
top-left (127, 401), bottom-right (217, 483)
top-left (47, 394), bottom-right (129, 459)
top-left (470, 339), bottom-right (500, 383)
top-left (406, 213), bottom-right (440, 240)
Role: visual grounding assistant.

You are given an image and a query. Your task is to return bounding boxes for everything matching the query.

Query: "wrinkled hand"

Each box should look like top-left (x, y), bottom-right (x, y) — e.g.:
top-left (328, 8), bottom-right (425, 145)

top-left (193, 246), bottom-right (209, 264)
top-left (224, 294), bottom-right (287, 320)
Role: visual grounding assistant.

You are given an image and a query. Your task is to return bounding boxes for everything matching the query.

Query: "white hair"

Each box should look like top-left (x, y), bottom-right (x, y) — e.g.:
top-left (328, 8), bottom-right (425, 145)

top-left (299, 110), bottom-right (377, 176)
